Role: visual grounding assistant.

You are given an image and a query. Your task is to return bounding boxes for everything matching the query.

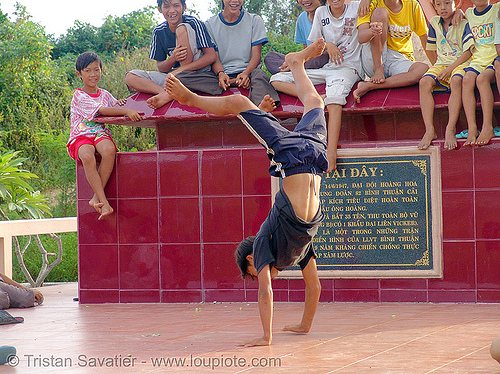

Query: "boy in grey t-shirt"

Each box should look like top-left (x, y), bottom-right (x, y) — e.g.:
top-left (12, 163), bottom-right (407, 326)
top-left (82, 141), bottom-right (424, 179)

top-left (204, 0), bottom-right (281, 110)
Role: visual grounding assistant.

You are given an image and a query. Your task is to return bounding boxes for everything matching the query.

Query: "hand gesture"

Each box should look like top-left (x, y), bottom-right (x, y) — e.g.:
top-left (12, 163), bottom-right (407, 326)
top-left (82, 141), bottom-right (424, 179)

top-left (358, 0), bottom-right (371, 18)
top-left (326, 42), bottom-right (344, 65)
top-left (236, 71), bottom-right (251, 89)
top-left (369, 22), bottom-right (383, 36)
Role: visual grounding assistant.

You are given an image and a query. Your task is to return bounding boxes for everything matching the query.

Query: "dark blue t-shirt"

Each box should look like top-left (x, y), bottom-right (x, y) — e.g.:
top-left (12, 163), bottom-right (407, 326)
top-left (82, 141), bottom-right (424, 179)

top-left (149, 15), bottom-right (215, 68)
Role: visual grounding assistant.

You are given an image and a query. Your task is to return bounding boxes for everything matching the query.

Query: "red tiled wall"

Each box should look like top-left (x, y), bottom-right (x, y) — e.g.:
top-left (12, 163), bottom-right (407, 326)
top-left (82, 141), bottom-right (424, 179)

top-left (78, 110), bottom-right (500, 304)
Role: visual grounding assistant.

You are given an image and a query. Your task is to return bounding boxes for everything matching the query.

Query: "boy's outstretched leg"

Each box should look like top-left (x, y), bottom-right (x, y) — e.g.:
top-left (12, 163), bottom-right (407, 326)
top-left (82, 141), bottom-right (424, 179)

top-left (165, 74), bottom-right (258, 115)
top-left (284, 39), bottom-right (326, 113)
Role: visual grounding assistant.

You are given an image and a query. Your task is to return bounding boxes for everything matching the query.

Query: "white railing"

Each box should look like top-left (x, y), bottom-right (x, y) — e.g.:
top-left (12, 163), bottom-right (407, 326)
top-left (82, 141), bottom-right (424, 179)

top-left (0, 218), bottom-right (77, 277)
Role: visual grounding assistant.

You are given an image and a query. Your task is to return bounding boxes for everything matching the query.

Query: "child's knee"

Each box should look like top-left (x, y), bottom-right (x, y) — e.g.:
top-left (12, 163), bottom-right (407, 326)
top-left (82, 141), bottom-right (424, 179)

top-left (419, 76), bottom-right (434, 91)
top-left (79, 150), bottom-right (96, 166)
top-left (371, 7), bottom-right (389, 23)
top-left (175, 24), bottom-right (187, 39)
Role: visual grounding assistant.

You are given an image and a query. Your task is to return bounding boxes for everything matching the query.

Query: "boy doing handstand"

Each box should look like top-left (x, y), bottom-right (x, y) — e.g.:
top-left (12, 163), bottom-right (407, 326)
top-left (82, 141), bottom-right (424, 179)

top-left (165, 39), bottom-right (328, 347)
top-left (68, 52), bottom-right (141, 220)
top-left (418, 0), bottom-right (474, 150)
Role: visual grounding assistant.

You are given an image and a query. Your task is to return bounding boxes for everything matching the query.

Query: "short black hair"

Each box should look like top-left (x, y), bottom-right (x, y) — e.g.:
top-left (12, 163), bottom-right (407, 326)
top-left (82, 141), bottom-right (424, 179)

top-left (157, 0), bottom-right (186, 8)
top-left (75, 52), bottom-right (102, 72)
top-left (235, 236), bottom-right (255, 279)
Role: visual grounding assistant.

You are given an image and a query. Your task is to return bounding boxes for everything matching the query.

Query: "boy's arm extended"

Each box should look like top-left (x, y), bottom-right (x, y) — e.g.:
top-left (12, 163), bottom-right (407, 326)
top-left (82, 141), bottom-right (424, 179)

top-left (240, 264), bottom-right (273, 347)
top-left (283, 258), bottom-right (321, 333)
top-left (236, 44), bottom-right (263, 89)
top-left (98, 106), bottom-right (142, 122)
top-left (172, 47), bottom-right (217, 75)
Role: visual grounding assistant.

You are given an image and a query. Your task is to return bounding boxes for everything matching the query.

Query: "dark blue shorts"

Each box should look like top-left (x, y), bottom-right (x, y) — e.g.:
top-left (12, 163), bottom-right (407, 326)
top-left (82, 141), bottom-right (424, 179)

top-left (237, 108), bottom-right (328, 178)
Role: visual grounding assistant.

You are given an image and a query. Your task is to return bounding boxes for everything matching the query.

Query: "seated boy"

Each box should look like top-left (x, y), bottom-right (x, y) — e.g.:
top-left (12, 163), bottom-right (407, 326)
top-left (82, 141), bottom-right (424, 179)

top-left (270, 0), bottom-right (364, 172)
top-left (204, 0), bottom-right (281, 110)
top-left (354, 0), bottom-right (431, 102)
top-left (165, 39), bottom-right (328, 347)
top-left (0, 272), bottom-right (43, 309)
top-left (418, 0), bottom-right (474, 150)
top-left (462, 0), bottom-right (500, 146)
top-left (125, 0), bottom-right (220, 109)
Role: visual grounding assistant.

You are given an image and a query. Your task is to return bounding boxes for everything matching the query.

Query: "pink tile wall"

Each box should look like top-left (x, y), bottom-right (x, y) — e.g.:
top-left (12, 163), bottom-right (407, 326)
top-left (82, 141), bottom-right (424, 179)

top-left (77, 117), bottom-right (500, 304)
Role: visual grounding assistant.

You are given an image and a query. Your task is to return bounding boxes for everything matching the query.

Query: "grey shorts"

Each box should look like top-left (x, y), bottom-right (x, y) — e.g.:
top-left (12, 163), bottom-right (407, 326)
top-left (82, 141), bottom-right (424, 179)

top-left (0, 277), bottom-right (35, 309)
top-left (361, 43), bottom-right (415, 78)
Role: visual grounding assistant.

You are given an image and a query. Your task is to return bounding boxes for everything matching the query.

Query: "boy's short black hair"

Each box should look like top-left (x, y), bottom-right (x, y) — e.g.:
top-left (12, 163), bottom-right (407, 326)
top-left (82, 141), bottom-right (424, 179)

top-left (75, 52), bottom-right (102, 72)
top-left (235, 236), bottom-right (255, 279)
top-left (157, 0), bottom-right (186, 8)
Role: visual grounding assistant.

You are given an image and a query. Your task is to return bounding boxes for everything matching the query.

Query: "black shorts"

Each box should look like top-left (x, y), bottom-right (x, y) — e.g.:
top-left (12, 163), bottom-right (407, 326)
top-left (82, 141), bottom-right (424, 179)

top-left (237, 108), bottom-right (329, 178)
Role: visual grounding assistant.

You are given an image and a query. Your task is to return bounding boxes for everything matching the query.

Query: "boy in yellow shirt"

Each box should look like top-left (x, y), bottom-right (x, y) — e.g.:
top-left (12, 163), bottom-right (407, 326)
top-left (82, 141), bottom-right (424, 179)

top-left (354, 0), bottom-right (431, 102)
top-left (418, 0), bottom-right (474, 150)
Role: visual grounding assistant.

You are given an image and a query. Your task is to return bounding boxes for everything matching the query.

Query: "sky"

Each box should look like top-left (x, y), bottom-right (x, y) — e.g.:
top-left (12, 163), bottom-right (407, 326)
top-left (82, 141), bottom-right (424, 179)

top-left (0, 0), bottom-right (213, 38)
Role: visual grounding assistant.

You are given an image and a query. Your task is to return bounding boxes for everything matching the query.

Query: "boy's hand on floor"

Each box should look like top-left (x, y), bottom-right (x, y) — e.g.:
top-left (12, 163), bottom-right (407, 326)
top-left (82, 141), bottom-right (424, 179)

top-left (237, 336), bottom-right (271, 347)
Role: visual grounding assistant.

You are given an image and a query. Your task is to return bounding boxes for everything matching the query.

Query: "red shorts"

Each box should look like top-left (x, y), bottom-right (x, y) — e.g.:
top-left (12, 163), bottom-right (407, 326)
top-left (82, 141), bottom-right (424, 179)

top-left (67, 134), bottom-right (118, 161)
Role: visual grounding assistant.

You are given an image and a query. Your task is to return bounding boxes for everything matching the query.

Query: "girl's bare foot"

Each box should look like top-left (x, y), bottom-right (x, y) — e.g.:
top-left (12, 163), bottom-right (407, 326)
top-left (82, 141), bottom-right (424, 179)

top-left (89, 195), bottom-right (100, 213)
top-left (284, 38), bottom-right (326, 67)
top-left (165, 73), bottom-right (197, 106)
top-left (146, 91), bottom-right (172, 109)
top-left (258, 94), bottom-right (276, 112)
top-left (417, 130), bottom-right (437, 150)
top-left (98, 202), bottom-right (114, 220)
top-left (464, 129), bottom-right (479, 146)
top-left (474, 127), bottom-right (494, 146)
top-left (353, 81), bottom-right (372, 103)
top-left (370, 66), bottom-right (386, 84)
top-left (444, 127), bottom-right (458, 150)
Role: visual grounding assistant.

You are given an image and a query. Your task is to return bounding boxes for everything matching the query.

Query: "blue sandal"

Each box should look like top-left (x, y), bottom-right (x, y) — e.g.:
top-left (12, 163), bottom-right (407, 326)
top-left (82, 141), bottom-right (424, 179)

top-left (456, 130), bottom-right (468, 139)
top-left (494, 126), bottom-right (500, 137)
top-left (0, 346), bottom-right (16, 365)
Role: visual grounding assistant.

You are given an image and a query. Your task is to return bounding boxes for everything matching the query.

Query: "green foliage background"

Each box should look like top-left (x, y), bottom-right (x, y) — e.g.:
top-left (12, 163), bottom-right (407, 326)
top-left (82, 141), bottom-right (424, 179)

top-left (1, 0), bottom-right (302, 283)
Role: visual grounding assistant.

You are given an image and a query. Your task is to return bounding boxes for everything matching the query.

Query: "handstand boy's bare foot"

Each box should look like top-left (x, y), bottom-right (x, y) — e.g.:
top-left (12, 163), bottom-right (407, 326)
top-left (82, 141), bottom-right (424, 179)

top-left (444, 127), bottom-right (458, 150)
top-left (370, 66), bottom-right (386, 84)
top-left (463, 129), bottom-right (479, 146)
top-left (258, 94), bottom-right (276, 112)
top-left (146, 91), bottom-right (172, 109)
top-left (353, 81), bottom-right (372, 103)
top-left (417, 130), bottom-right (437, 150)
top-left (98, 202), bottom-right (114, 221)
top-left (165, 73), bottom-right (197, 107)
top-left (474, 127), bottom-right (494, 146)
top-left (284, 38), bottom-right (326, 67)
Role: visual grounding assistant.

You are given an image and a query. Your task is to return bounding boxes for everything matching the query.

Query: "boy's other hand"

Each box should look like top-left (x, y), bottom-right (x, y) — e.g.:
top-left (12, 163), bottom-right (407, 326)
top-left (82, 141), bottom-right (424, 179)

top-left (358, 0), bottom-right (371, 17)
top-left (326, 42), bottom-right (344, 65)
top-left (125, 109), bottom-right (143, 122)
top-left (279, 60), bottom-right (291, 72)
top-left (451, 9), bottom-right (464, 27)
top-left (173, 45), bottom-right (188, 62)
top-left (437, 67), bottom-right (452, 82)
top-left (237, 336), bottom-right (271, 347)
top-left (283, 323), bottom-right (311, 334)
top-left (218, 72), bottom-right (230, 90)
top-left (236, 72), bottom-right (251, 89)
top-left (117, 98), bottom-right (127, 106)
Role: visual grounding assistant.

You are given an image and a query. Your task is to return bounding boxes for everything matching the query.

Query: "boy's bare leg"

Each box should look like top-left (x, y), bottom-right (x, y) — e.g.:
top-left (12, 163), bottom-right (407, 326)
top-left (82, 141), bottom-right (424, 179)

top-left (258, 95), bottom-right (277, 112)
top-left (462, 71), bottom-right (480, 146)
top-left (369, 9), bottom-right (389, 84)
top-left (125, 73), bottom-right (173, 109)
top-left (165, 74), bottom-right (258, 115)
top-left (353, 62), bottom-right (428, 103)
top-left (418, 76), bottom-right (438, 150)
top-left (326, 104), bottom-right (342, 172)
top-left (475, 69), bottom-right (496, 146)
top-left (176, 25), bottom-right (194, 65)
top-left (284, 39), bottom-right (326, 113)
top-left (271, 81), bottom-right (298, 97)
top-left (444, 75), bottom-right (463, 150)
top-left (78, 145), bottom-right (113, 220)
top-left (94, 139), bottom-right (116, 220)
top-left (283, 258), bottom-right (321, 333)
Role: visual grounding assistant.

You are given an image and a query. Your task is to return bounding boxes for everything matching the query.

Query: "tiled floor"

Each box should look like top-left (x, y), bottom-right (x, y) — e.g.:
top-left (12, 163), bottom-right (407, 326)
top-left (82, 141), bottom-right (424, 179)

top-left (2, 283), bottom-right (500, 373)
